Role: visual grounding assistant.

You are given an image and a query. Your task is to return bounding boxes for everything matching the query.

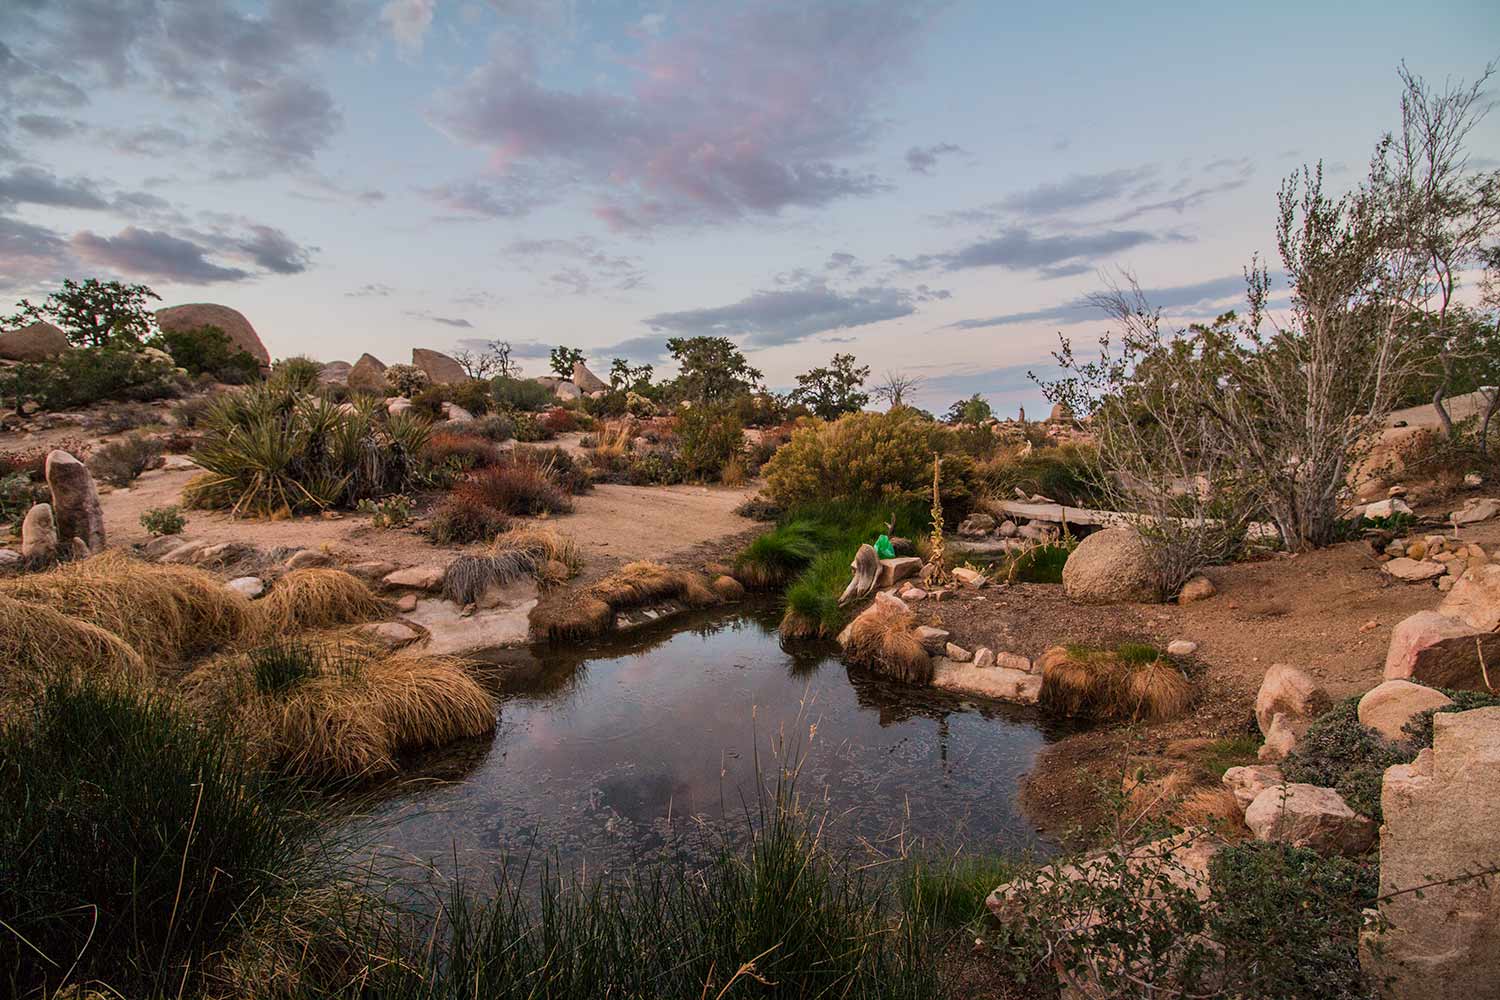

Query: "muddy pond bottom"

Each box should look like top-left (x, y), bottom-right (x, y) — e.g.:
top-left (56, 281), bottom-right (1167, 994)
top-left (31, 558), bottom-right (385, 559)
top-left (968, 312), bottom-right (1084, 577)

top-left (342, 603), bottom-right (1066, 881)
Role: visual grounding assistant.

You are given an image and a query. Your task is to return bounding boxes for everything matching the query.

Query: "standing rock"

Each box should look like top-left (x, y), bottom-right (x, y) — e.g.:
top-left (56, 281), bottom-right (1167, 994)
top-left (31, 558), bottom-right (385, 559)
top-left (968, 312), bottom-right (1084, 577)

top-left (20, 503), bottom-right (57, 560)
top-left (347, 353), bottom-right (388, 393)
top-left (1061, 527), bottom-right (1162, 604)
top-left (319, 360), bottom-right (352, 384)
top-left (412, 348), bottom-right (468, 385)
top-left (155, 303), bottom-right (270, 367)
top-left (1357, 680), bottom-right (1454, 741)
top-left (571, 361), bottom-right (608, 393)
top-left (1360, 707), bottom-right (1500, 998)
top-left (1244, 784), bottom-right (1376, 855)
top-left (0, 320), bottom-right (70, 361)
top-left (1254, 664), bottom-right (1331, 735)
top-left (44, 450), bottom-right (105, 554)
top-left (1258, 713), bottom-right (1299, 761)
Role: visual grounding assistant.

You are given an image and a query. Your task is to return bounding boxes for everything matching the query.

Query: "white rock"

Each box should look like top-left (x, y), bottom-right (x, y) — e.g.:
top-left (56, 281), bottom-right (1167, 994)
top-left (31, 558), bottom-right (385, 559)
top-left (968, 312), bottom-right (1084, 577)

top-left (1167, 639), bottom-right (1199, 656)
top-left (1365, 497), bottom-right (1414, 519)
top-left (227, 576), bottom-right (265, 599)
top-left (972, 646), bottom-right (995, 668)
top-left (944, 642), bottom-right (973, 662)
top-left (1255, 664), bottom-right (1331, 735)
top-left (1450, 497), bottom-right (1498, 525)
top-left (1244, 783), bottom-right (1376, 855)
top-left (383, 565), bottom-right (447, 591)
top-left (1222, 764), bottom-right (1283, 811)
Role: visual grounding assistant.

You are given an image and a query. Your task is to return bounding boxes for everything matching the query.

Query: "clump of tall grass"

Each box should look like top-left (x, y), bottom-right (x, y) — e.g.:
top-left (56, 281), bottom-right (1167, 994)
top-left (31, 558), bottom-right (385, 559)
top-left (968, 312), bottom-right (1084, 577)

top-left (591, 560), bottom-right (719, 609)
top-left (1038, 644), bottom-right (1194, 722)
top-left (735, 520), bottom-right (823, 589)
top-left (0, 678), bottom-right (310, 999)
top-left (442, 527), bottom-right (581, 604)
top-left (839, 594), bottom-right (933, 684)
top-left (997, 537), bottom-right (1075, 584)
top-left (185, 384), bottom-right (432, 516)
top-left (257, 568), bottom-right (388, 633)
top-left (0, 593), bottom-right (146, 701)
top-left (0, 550), bottom-right (256, 662)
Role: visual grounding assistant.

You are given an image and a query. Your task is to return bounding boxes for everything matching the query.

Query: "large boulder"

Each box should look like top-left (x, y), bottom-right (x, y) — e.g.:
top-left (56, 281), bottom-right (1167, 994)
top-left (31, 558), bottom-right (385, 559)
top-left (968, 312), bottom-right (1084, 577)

top-left (44, 450), bottom-right (105, 554)
top-left (1357, 679), bottom-right (1454, 741)
top-left (412, 348), bottom-right (468, 385)
top-left (347, 353), bottom-right (388, 393)
top-left (571, 361), bottom-right (608, 393)
top-left (554, 380), bottom-right (580, 401)
top-left (1244, 783), bottom-right (1376, 856)
top-left (319, 360), bottom-right (352, 384)
top-left (20, 503), bottom-right (57, 560)
top-left (1384, 610), bottom-right (1500, 690)
top-left (1061, 527), bottom-right (1162, 604)
top-left (155, 303), bottom-right (269, 367)
top-left (1254, 664), bottom-right (1331, 736)
top-left (0, 320), bottom-right (70, 361)
top-left (1360, 707), bottom-right (1500, 998)
top-left (1439, 563), bottom-right (1500, 631)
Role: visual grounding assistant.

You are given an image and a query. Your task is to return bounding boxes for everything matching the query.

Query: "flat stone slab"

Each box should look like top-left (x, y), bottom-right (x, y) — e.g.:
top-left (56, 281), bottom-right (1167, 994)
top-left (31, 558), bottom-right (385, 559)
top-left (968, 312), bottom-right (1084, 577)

top-left (405, 580), bottom-right (538, 656)
top-left (1383, 558), bottom-right (1446, 582)
top-left (931, 661), bottom-right (1041, 704)
top-left (383, 564), bottom-right (447, 591)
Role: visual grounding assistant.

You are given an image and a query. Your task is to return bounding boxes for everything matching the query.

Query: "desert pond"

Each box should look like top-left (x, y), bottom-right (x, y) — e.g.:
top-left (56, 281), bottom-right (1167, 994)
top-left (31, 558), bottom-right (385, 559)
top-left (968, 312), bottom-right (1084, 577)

top-left (342, 603), bottom-right (1068, 882)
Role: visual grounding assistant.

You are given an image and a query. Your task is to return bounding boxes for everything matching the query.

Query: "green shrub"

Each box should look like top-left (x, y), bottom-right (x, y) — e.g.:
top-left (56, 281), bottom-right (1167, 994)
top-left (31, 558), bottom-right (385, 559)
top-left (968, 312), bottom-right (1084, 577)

top-left (1401, 687), bottom-right (1500, 748)
top-left (517, 445), bottom-right (591, 495)
top-left (90, 433), bottom-right (165, 486)
top-left (95, 400), bottom-right (159, 433)
top-left (470, 412), bottom-right (515, 442)
top-left (625, 448), bottom-right (684, 485)
top-left (385, 363), bottom-right (430, 397)
top-left (981, 443), bottom-right (1105, 507)
top-left (448, 378), bottom-right (493, 416)
top-left (268, 355), bottom-right (323, 392)
top-left (150, 324), bottom-right (261, 383)
top-left (511, 410), bottom-right (557, 442)
top-left (0, 472), bottom-right (42, 529)
top-left (902, 856), bottom-right (1018, 930)
top-left (491, 375), bottom-right (554, 411)
top-left (1282, 697), bottom-right (1410, 821)
top-left (1000, 538), bottom-right (1075, 583)
top-left (139, 504), bottom-right (186, 536)
top-left (0, 348), bottom-right (184, 410)
top-left (763, 409), bottom-right (979, 517)
top-left (409, 384), bottom-right (451, 419)
top-left (735, 520), bottom-right (825, 588)
top-left (678, 404), bottom-right (744, 481)
top-left (185, 384), bottom-right (432, 516)
top-left (0, 679), bottom-right (308, 998)
top-left (582, 389), bottom-right (627, 418)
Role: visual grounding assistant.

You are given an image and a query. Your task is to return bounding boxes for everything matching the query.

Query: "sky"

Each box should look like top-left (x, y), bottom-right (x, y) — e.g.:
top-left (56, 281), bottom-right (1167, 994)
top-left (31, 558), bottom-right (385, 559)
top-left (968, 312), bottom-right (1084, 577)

top-left (2, 0), bottom-right (1498, 415)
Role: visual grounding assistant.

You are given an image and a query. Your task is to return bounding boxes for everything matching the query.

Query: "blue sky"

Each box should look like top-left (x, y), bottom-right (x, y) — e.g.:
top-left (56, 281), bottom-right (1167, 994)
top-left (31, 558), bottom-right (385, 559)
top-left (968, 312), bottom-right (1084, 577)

top-left (2, 0), bottom-right (1497, 414)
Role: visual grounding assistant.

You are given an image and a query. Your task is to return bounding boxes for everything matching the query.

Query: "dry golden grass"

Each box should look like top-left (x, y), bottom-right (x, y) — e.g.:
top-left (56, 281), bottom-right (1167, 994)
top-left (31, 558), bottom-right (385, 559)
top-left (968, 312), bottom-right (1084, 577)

top-left (841, 598), bottom-right (933, 685)
top-left (1040, 645), bottom-right (1195, 723)
top-left (1174, 787), bottom-right (1249, 837)
top-left (494, 525), bottom-right (582, 574)
top-left (257, 569), bottom-right (387, 634)
top-left (0, 551), bottom-right (255, 663)
top-left (0, 594), bottom-right (147, 701)
top-left (592, 561), bottom-right (719, 610)
top-left (1121, 770), bottom-right (1248, 839)
top-left (712, 574), bottom-right (747, 601)
top-left (183, 638), bottom-right (494, 783)
top-left (529, 594), bottom-right (614, 641)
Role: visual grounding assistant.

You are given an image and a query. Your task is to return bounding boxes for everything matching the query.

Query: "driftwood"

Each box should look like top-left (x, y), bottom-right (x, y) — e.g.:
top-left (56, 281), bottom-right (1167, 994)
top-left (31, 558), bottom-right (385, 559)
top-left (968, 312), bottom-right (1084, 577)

top-left (838, 543), bottom-right (881, 605)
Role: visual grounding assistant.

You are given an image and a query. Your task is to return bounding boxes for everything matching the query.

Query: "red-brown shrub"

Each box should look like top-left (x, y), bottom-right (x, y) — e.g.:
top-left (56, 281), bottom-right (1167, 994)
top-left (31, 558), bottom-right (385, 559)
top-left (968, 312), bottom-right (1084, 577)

top-left (455, 461), bottom-right (572, 516)
top-left (538, 407), bottom-right (580, 434)
top-left (0, 437), bottom-right (94, 478)
top-left (422, 431), bottom-right (502, 470)
top-left (424, 492), bottom-right (512, 544)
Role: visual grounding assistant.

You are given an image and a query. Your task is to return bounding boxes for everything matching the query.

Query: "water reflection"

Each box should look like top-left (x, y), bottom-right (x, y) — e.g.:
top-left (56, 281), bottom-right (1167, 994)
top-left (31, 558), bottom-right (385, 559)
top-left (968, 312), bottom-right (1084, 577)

top-left (339, 602), bottom-right (1065, 883)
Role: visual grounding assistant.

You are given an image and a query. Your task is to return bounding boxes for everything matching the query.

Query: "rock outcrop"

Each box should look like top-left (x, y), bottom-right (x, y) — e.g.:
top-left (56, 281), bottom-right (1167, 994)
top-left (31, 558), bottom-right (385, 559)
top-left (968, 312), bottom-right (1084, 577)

top-left (0, 320), bottom-right (70, 361)
top-left (44, 450), bottom-right (105, 554)
top-left (412, 348), bottom-right (468, 385)
top-left (571, 360), bottom-right (608, 393)
top-left (1439, 563), bottom-right (1500, 631)
top-left (319, 360), bottom-right (352, 384)
top-left (1360, 707), bottom-right (1500, 999)
top-left (1385, 609), bottom-right (1500, 690)
top-left (347, 353), bottom-right (388, 393)
top-left (155, 303), bottom-right (270, 367)
top-left (1061, 527), bottom-right (1162, 604)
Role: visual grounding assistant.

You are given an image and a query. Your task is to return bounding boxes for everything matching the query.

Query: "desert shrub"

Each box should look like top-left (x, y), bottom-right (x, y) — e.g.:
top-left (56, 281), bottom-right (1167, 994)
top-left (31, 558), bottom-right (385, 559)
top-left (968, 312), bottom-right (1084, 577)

top-left (448, 378), bottom-right (492, 416)
top-left (172, 393), bottom-right (217, 428)
top-left (517, 445), bottom-right (591, 494)
top-left (0, 347), bottom-right (183, 410)
top-left (511, 410), bottom-right (557, 442)
top-left (1401, 687), bottom-right (1500, 749)
top-left (678, 404), bottom-right (744, 481)
top-left (356, 493), bottom-right (415, 528)
top-left (1000, 538), bottom-right (1075, 583)
top-left (0, 472), bottom-right (42, 529)
top-left (624, 448), bottom-right (684, 485)
top-left (469, 412), bottom-right (515, 442)
top-left (764, 409), bottom-right (979, 517)
top-left (0, 679), bottom-right (307, 999)
top-left (384, 363), bottom-right (430, 397)
top-left (185, 384), bottom-right (432, 515)
top-left (425, 493), bottom-right (512, 544)
top-left (982, 443), bottom-right (1107, 506)
top-left (421, 430), bottom-right (502, 470)
top-left (732, 390), bottom-right (791, 427)
top-left (456, 460), bottom-right (572, 517)
top-left (1281, 697), bottom-right (1410, 821)
top-left (89, 433), bottom-right (165, 486)
top-left (139, 504), bottom-right (186, 536)
top-left (151, 324), bottom-right (261, 384)
top-left (268, 355), bottom-right (323, 392)
top-left (409, 384), bottom-right (451, 419)
top-left (582, 388), bottom-right (627, 418)
top-left (95, 400), bottom-right (159, 433)
top-left (491, 375), bottom-right (554, 411)
top-left (539, 406), bottom-right (581, 434)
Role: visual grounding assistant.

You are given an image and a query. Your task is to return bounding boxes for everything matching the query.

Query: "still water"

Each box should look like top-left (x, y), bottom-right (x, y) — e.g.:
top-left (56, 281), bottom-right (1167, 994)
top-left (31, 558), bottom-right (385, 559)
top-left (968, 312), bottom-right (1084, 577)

top-left (343, 603), bottom-right (1065, 881)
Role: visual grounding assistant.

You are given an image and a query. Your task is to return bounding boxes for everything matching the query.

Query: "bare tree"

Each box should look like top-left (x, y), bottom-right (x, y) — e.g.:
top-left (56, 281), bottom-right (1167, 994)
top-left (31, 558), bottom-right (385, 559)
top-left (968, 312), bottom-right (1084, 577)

top-left (453, 340), bottom-right (519, 380)
top-left (871, 370), bottom-right (924, 409)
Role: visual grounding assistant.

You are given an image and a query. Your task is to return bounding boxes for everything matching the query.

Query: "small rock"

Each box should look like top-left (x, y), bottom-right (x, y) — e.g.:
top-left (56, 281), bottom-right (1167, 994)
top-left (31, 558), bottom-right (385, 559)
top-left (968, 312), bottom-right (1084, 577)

top-left (952, 566), bottom-right (986, 588)
top-left (1255, 664), bottom-right (1332, 736)
top-left (1387, 485), bottom-right (1408, 498)
top-left (1357, 680), bottom-right (1453, 741)
top-left (1451, 497), bottom-right (1498, 525)
top-left (1359, 619), bottom-right (1380, 633)
top-left (913, 625), bottom-right (950, 653)
top-left (1244, 783), bottom-right (1376, 855)
top-left (347, 560), bottom-right (401, 580)
top-left (1222, 764), bottom-right (1284, 811)
top-left (1365, 497), bottom-right (1413, 519)
top-left (383, 565), bottom-right (446, 591)
top-left (0, 549), bottom-right (19, 565)
top-left (875, 556), bottom-right (923, 589)
top-left (1167, 639), bottom-right (1199, 656)
top-left (161, 539), bottom-right (209, 564)
top-left (1382, 557), bottom-right (1446, 582)
top-left (998, 520), bottom-right (1018, 537)
top-left (395, 593), bottom-right (418, 613)
top-left (20, 503), bottom-right (57, 560)
top-left (945, 642), bottom-right (973, 662)
top-left (957, 512), bottom-right (996, 537)
top-left (1405, 539), bottom-right (1428, 560)
top-left (972, 646), bottom-right (995, 668)
top-left (1177, 575), bottom-right (1216, 604)
top-left (1438, 576), bottom-right (1456, 592)
top-left (1259, 713), bottom-right (1299, 761)
top-left (227, 576), bottom-right (265, 599)
top-left (1462, 472), bottom-right (1483, 487)
top-left (354, 621), bottom-right (422, 649)
top-left (903, 587), bottom-right (928, 601)
top-left (994, 650), bottom-right (1033, 673)
top-left (286, 549), bottom-right (332, 570)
